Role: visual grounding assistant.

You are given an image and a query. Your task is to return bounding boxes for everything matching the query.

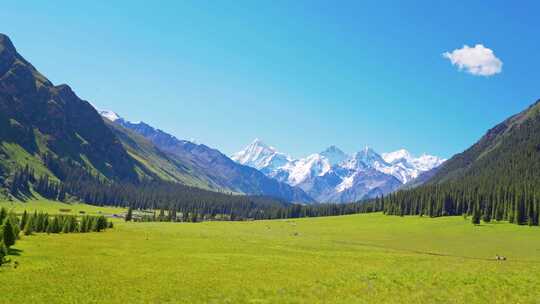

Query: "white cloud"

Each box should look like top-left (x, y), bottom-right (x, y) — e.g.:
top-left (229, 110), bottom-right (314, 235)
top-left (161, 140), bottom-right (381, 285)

top-left (443, 44), bottom-right (502, 76)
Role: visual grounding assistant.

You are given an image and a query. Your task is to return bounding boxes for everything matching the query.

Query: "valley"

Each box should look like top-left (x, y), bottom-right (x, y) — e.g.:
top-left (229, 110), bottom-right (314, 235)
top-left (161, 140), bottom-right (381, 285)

top-left (1, 200), bottom-right (540, 303)
top-left (1, 2), bottom-right (540, 302)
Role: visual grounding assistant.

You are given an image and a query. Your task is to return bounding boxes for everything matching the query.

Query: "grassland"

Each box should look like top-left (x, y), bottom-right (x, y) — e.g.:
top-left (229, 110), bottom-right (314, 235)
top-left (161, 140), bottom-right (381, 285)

top-left (0, 199), bottom-right (126, 217)
top-left (1, 200), bottom-right (540, 303)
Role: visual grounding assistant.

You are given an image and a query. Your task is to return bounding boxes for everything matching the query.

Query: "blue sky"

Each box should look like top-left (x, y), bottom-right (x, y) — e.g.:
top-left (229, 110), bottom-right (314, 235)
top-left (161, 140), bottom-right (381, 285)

top-left (2, 1), bottom-right (539, 158)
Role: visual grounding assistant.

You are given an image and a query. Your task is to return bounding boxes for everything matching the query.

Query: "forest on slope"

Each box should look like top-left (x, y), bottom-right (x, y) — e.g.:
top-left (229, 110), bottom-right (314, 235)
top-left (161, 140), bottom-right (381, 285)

top-left (366, 99), bottom-right (540, 225)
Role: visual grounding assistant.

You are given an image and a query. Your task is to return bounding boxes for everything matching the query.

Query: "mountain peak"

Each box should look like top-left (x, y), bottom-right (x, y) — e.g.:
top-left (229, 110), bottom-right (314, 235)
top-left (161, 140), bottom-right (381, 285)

top-left (0, 34), bottom-right (19, 75)
top-left (0, 34), bottom-right (52, 87)
top-left (232, 139), bottom-right (292, 171)
top-left (341, 147), bottom-right (387, 171)
top-left (0, 34), bottom-right (16, 56)
top-left (359, 146), bottom-right (379, 157)
top-left (245, 138), bottom-right (280, 154)
top-left (382, 149), bottom-right (412, 163)
top-left (250, 138), bottom-right (269, 147)
top-left (99, 110), bottom-right (121, 122)
top-left (320, 145), bottom-right (348, 166)
top-left (321, 145), bottom-right (343, 154)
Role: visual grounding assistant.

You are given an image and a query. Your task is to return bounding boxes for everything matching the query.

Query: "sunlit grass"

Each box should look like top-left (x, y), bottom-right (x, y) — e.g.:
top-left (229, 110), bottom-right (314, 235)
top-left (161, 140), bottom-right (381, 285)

top-left (0, 198), bottom-right (126, 217)
top-left (1, 200), bottom-right (540, 303)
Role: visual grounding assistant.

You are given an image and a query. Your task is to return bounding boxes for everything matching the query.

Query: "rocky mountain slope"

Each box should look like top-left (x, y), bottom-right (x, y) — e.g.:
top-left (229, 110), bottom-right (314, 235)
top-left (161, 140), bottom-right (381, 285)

top-left (99, 111), bottom-right (314, 203)
top-left (0, 33), bottom-right (144, 185)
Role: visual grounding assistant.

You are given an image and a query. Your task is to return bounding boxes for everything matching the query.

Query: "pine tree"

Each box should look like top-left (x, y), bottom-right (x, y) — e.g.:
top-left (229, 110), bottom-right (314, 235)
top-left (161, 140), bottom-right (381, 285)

top-left (0, 207), bottom-right (7, 224)
top-left (159, 208), bottom-right (165, 222)
top-left (19, 210), bottom-right (28, 230)
top-left (47, 216), bottom-right (60, 234)
top-left (62, 219), bottom-right (71, 233)
top-left (482, 207), bottom-right (491, 223)
top-left (471, 207), bottom-right (481, 225)
top-left (23, 215), bottom-right (34, 236)
top-left (125, 207), bottom-right (133, 222)
top-left (0, 241), bottom-right (7, 265)
top-left (2, 218), bottom-right (17, 248)
top-left (79, 216), bottom-right (89, 233)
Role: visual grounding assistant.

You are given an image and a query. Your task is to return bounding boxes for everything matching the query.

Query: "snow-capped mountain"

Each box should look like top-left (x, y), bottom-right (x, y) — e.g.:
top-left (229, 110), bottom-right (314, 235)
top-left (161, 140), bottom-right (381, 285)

top-left (98, 110), bottom-right (121, 122)
top-left (381, 149), bottom-right (445, 183)
top-left (320, 145), bottom-right (348, 166)
top-left (233, 140), bottom-right (445, 203)
top-left (97, 110), bottom-right (314, 203)
top-left (231, 139), bottom-right (293, 174)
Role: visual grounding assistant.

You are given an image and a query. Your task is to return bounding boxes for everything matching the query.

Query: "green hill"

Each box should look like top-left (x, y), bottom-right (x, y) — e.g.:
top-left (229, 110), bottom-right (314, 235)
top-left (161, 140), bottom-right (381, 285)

top-left (429, 99), bottom-right (540, 185)
top-left (379, 99), bottom-right (540, 224)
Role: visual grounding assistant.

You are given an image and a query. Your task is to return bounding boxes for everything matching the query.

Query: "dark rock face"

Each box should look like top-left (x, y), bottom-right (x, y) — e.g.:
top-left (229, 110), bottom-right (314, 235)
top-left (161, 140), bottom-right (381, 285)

top-left (0, 33), bottom-right (138, 181)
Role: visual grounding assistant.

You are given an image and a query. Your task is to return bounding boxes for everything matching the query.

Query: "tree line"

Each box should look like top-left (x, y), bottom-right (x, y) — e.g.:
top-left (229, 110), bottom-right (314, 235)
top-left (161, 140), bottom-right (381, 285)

top-left (0, 207), bottom-right (113, 265)
top-left (4, 157), bottom-right (289, 221)
top-left (356, 113), bottom-right (540, 226)
top-left (5, 148), bottom-right (540, 226)
top-left (358, 181), bottom-right (540, 226)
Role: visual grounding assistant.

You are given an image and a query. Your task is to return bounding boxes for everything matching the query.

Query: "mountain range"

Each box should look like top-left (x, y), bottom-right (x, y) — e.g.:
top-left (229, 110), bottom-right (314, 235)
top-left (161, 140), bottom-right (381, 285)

top-left (0, 33), bottom-right (310, 204)
top-left (3, 31), bottom-right (540, 231)
top-left (98, 110), bottom-right (314, 203)
top-left (0, 32), bottom-right (444, 205)
top-left (100, 111), bottom-right (446, 204)
top-left (232, 140), bottom-right (445, 203)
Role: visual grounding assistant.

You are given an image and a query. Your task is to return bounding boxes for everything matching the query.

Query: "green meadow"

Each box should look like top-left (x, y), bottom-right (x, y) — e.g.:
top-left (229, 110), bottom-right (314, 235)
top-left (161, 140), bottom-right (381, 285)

top-left (0, 199), bottom-right (126, 216)
top-left (2, 200), bottom-right (540, 303)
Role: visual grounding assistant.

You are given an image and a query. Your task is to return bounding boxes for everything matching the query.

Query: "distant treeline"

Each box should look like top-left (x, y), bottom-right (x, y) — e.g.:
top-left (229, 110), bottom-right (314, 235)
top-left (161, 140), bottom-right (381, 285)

top-left (0, 207), bottom-right (112, 265)
top-left (5, 156), bottom-right (381, 222)
top-left (5, 159), bottom-right (288, 221)
top-left (357, 114), bottom-right (540, 226)
top-left (357, 182), bottom-right (540, 226)
top-left (6, 152), bottom-right (540, 226)
top-left (122, 199), bottom-right (380, 223)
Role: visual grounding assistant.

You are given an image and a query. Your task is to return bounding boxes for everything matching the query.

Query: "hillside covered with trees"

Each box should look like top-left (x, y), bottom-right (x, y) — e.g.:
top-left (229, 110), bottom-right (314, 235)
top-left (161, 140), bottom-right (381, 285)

top-left (364, 99), bottom-right (540, 225)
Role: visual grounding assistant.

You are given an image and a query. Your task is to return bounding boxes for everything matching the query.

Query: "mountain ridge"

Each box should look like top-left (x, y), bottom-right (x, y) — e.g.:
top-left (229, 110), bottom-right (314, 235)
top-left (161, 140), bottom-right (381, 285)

top-left (98, 111), bottom-right (314, 203)
top-left (232, 139), bottom-right (445, 202)
top-left (427, 98), bottom-right (540, 184)
top-left (0, 33), bottom-right (143, 185)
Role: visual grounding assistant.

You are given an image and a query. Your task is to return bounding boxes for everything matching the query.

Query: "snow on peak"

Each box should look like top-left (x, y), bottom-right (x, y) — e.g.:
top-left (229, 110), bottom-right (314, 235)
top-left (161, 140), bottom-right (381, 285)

top-left (382, 149), bottom-right (412, 164)
top-left (320, 145), bottom-right (349, 166)
top-left (232, 140), bottom-right (446, 197)
top-left (412, 154), bottom-right (446, 171)
top-left (232, 140), bottom-right (347, 185)
top-left (98, 110), bottom-right (121, 122)
top-left (285, 153), bottom-right (333, 185)
top-left (379, 149), bottom-right (446, 183)
top-left (352, 147), bottom-right (388, 167)
top-left (231, 139), bottom-right (292, 171)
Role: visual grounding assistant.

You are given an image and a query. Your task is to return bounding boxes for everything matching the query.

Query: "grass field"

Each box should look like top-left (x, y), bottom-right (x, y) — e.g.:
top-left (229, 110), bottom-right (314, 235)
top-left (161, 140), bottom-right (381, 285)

top-left (2, 201), bottom-right (540, 303)
top-left (0, 199), bottom-right (126, 217)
